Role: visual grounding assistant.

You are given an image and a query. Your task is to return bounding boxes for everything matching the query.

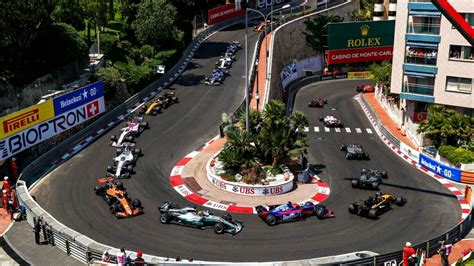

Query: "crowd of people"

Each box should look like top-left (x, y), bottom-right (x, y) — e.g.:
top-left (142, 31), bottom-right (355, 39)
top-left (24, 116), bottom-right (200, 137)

top-left (403, 240), bottom-right (453, 266)
top-left (406, 48), bottom-right (437, 64)
top-left (100, 247), bottom-right (194, 265)
top-left (449, 49), bottom-right (474, 60)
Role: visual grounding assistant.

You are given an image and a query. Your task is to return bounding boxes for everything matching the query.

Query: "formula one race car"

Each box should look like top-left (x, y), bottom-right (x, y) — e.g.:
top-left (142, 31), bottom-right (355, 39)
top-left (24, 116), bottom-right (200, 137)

top-left (204, 69), bottom-right (229, 86)
top-left (110, 117), bottom-right (149, 147)
top-left (356, 85), bottom-right (375, 93)
top-left (94, 177), bottom-right (143, 218)
top-left (253, 20), bottom-right (277, 32)
top-left (352, 169), bottom-right (388, 190)
top-left (140, 92), bottom-right (179, 115)
top-left (308, 98), bottom-right (328, 108)
top-left (224, 41), bottom-right (242, 56)
top-left (158, 202), bottom-right (243, 235)
top-left (215, 54), bottom-right (236, 69)
top-left (255, 201), bottom-right (335, 226)
top-left (106, 144), bottom-right (142, 179)
top-left (340, 144), bottom-right (370, 160)
top-left (348, 192), bottom-right (406, 219)
top-left (319, 115), bottom-right (344, 127)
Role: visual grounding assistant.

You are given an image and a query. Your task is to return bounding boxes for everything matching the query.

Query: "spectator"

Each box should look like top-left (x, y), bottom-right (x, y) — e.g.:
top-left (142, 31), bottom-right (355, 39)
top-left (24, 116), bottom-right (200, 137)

top-left (176, 256), bottom-right (181, 262)
top-left (7, 198), bottom-right (14, 220)
top-left (403, 242), bottom-right (416, 266)
top-left (101, 251), bottom-right (111, 263)
top-left (2, 190), bottom-right (8, 210)
top-left (17, 203), bottom-right (26, 221)
top-left (117, 247), bottom-right (126, 266)
top-left (9, 158), bottom-right (18, 183)
top-left (3, 177), bottom-right (11, 194)
top-left (34, 218), bottom-right (42, 245)
top-left (134, 250), bottom-right (145, 264)
top-left (438, 241), bottom-right (448, 266)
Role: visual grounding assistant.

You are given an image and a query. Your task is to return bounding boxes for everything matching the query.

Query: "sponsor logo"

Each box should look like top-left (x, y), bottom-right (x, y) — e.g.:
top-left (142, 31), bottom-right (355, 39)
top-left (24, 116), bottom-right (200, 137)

top-left (347, 37), bottom-right (381, 48)
top-left (360, 24), bottom-right (369, 37)
top-left (419, 154), bottom-right (461, 181)
top-left (208, 3), bottom-right (245, 25)
top-left (327, 46), bottom-right (393, 65)
top-left (0, 100), bottom-right (54, 139)
top-left (257, 0), bottom-right (290, 9)
top-left (53, 81), bottom-right (104, 116)
top-left (0, 98), bottom-right (105, 160)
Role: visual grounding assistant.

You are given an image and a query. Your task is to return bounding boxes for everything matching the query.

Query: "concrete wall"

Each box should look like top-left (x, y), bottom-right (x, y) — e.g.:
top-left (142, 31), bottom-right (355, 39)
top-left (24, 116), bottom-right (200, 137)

top-left (268, 0), bottom-right (360, 101)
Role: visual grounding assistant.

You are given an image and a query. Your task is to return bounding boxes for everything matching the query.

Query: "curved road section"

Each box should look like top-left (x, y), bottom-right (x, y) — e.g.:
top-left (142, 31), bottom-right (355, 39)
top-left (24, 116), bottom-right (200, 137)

top-left (31, 25), bottom-right (460, 262)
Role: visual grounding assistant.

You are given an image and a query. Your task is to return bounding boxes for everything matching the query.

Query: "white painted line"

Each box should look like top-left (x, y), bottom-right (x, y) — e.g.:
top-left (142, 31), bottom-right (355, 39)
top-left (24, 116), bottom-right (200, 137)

top-left (345, 127), bottom-right (351, 133)
top-left (304, 127), bottom-right (309, 132)
top-left (366, 128), bottom-right (373, 134)
top-left (356, 128), bottom-right (362, 133)
top-left (324, 127), bottom-right (330, 132)
top-left (335, 128), bottom-right (341, 133)
top-left (314, 126), bottom-right (319, 132)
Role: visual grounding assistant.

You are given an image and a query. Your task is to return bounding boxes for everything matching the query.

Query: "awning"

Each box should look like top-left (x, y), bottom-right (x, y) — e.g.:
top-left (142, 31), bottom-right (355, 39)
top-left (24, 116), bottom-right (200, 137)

top-left (404, 71), bottom-right (435, 78)
top-left (408, 10), bottom-right (441, 17)
top-left (406, 41), bottom-right (439, 48)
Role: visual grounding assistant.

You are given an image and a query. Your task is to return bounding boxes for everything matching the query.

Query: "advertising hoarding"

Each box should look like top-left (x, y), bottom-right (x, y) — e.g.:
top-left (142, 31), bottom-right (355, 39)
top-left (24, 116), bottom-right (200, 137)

top-left (0, 97), bottom-right (105, 160)
top-left (418, 153), bottom-right (461, 182)
top-left (0, 100), bottom-right (54, 139)
top-left (208, 3), bottom-right (246, 25)
top-left (53, 81), bottom-right (104, 116)
top-left (280, 56), bottom-right (324, 89)
top-left (327, 20), bottom-right (395, 65)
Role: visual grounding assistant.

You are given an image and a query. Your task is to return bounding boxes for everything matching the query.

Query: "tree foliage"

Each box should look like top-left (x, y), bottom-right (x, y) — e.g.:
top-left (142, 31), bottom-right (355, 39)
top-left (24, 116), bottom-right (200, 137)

top-left (303, 14), bottom-right (343, 54)
top-left (53, 0), bottom-right (86, 30)
top-left (369, 60), bottom-right (392, 87)
top-left (417, 105), bottom-right (473, 147)
top-left (132, 0), bottom-right (183, 49)
top-left (219, 100), bottom-right (309, 172)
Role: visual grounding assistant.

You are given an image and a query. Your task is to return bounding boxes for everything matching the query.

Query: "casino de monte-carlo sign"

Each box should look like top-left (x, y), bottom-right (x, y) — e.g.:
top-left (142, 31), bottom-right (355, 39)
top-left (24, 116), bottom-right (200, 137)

top-left (326, 20), bottom-right (395, 65)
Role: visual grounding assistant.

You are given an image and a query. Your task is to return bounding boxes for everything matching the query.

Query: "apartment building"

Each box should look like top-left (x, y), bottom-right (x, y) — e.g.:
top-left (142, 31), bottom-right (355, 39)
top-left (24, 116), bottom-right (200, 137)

top-left (390, 0), bottom-right (474, 147)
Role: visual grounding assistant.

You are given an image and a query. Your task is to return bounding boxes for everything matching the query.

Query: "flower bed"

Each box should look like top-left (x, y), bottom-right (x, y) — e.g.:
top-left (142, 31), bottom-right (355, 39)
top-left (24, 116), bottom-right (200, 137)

top-left (207, 156), bottom-right (294, 196)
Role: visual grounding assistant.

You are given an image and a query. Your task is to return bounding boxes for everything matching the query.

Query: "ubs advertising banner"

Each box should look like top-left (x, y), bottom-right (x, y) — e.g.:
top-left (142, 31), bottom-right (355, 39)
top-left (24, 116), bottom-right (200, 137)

top-left (208, 3), bottom-right (245, 25)
top-left (0, 81), bottom-right (106, 160)
top-left (326, 20), bottom-right (395, 65)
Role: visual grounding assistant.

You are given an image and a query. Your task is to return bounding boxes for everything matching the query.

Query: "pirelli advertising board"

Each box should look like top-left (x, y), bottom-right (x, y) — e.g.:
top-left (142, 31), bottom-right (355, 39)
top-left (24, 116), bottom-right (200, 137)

top-left (327, 20), bottom-right (395, 65)
top-left (0, 81), bottom-right (105, 160)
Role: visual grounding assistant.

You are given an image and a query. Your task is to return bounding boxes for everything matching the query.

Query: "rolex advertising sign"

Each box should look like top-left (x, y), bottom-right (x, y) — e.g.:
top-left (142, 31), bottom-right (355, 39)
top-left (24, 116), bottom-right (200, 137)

top-left (327, 20), bottom-right (395, 65)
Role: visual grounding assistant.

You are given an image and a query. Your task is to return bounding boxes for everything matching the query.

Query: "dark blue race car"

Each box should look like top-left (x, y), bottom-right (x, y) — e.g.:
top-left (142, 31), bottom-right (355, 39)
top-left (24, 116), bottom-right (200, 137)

top-left (255, 201), bottom-right (335, 226)
top-left (204, 69), bottom-right (229, 86)
top-left (225, 41), bottom-right (242, 56)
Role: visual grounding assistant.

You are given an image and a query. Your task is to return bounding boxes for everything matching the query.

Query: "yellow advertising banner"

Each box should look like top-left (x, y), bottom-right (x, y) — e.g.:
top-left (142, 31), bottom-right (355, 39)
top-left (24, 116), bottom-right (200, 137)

top-left (0, 100), bottom-right (55, 139)
top-left (348, 71), bottom-right (372, 79)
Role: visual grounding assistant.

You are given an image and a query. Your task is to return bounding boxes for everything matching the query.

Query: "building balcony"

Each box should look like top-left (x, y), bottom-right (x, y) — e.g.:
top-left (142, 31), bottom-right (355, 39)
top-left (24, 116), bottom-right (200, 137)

top-left (407, 2), bottom-right (438, 10)
top-left (401, 83), bottom-right (435, 103)
top-left (403, 64), bottom-right (438, 75)
top-left (405, 56), bottom-right (437, 65)
top-left (407, 22), bottom-right (440, 35)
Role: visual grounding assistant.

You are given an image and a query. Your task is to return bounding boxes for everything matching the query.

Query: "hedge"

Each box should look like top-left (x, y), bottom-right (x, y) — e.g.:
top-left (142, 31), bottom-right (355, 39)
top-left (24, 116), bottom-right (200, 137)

top-left (438, 145), bottom-right (474, 167)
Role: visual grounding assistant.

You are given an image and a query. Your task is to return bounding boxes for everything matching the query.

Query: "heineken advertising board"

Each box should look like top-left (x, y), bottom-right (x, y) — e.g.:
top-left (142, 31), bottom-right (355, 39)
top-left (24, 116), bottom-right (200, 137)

top-left (327, 20), bottom-right (395, 65)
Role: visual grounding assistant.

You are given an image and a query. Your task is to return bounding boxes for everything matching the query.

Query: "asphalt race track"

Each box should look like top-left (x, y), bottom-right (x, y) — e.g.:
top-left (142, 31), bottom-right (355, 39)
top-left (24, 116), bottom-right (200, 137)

top-left (32, 23), bottom-right (460, 262)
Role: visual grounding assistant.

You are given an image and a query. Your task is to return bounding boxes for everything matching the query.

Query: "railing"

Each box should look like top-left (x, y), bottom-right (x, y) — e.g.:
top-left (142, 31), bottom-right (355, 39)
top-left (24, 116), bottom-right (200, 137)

top-left (407, 22), bottom-right (440, 35)
top-left (402, 83), bottom-right (435, 95)
top-left (405, 55), bottom-right (438, 65)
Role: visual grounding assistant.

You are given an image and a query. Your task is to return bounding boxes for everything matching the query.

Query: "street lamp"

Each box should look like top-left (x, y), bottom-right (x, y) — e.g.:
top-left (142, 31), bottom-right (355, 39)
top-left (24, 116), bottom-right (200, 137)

top-left (244, 4), bottom-right (291, 132)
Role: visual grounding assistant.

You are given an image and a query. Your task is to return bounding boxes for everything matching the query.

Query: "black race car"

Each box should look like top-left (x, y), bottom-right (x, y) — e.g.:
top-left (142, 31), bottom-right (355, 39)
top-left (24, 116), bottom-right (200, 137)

top-left (341, 144), bottom-right (370, 160)
top-left (348, 192), bottom-right (406, 219)
top-left (319, 115), bottom-right (344, 127)
top-left (352, 169), bottom-right (388, 190)
top-left (308, 98), bottom-right (328, 108)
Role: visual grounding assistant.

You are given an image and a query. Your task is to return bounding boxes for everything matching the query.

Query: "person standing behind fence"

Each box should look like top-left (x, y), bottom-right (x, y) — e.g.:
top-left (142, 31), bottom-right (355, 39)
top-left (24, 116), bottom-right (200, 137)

top-left (403, 242), bottom-right (416, 266)
top-left (438, 241), bottom-right (449, 266)
top-left (116, 247), bottom-right (126, 266)
top-left (34, 218), bottom-right (42, 245)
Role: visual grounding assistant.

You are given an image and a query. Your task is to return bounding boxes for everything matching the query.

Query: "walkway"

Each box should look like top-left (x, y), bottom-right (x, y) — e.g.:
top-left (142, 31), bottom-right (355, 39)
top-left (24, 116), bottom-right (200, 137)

top-left (362, 91), bottom-right (473, 265)
top-left (250, 33), bottom-right (271, 111)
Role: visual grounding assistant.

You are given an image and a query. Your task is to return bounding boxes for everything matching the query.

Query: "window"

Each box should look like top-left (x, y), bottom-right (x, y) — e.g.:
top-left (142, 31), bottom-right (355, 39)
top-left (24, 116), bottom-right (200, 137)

top-left (446, 76), bottom-right (472, 93)
top-left (449, 45), bottom-right (474, 61)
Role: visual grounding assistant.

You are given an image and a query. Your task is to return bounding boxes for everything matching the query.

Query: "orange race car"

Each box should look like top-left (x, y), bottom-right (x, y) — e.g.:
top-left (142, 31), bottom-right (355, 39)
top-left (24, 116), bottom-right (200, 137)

top-left (94, 177), bottom-right (143, 218)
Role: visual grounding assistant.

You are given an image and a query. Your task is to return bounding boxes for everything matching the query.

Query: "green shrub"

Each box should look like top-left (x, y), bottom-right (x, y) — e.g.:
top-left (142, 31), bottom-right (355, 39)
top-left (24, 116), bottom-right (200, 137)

top-left (99, 32), bottom-right (119, 57)
top-left (439, 145), bottom-right (474, 167)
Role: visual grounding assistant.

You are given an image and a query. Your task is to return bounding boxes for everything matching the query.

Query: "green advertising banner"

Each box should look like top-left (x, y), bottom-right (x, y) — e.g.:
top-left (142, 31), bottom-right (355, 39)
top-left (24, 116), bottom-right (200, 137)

top-left (328, 20), bottom-right (395, 50)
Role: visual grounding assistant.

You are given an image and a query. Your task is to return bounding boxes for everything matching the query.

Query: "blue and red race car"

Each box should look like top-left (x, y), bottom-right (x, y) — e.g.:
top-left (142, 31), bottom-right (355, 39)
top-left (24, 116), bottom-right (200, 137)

top-left (255, 201), bottom-right (335, 226)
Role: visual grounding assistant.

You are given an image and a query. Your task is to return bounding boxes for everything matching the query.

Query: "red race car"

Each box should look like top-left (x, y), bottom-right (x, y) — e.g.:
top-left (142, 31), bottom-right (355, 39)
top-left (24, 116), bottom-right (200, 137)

top-left (308, 98), bottom-right (328, 108)
top-left (356, 85), bottom-right (375, 93)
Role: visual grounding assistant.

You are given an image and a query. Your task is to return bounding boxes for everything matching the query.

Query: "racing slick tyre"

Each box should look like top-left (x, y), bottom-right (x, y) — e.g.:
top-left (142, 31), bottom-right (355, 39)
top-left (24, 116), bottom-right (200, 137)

top-left (120, 172), bottom-right (131, 179)
top-left (381, 170), bottom-right (388, 178)
top-left (364, 153), bottom-right (370, 160)
top-left (132, 199), bottom-right (142, 208)
top-left (351, 179), bottom-right (360, 188)
top-left (340, 145), bottom-right (347, 151)
top-left (160, 213), bottom-right (171, 224)
top-left (110, 135), bottom-right (117, 141)
top-left (395, 197), bottom-right (406, 206)
top-left (324, 99), bottom-right (328, 104)
top-left (368, 209), bottom-right (379, 219)
top-left (151, 110), bottom-right (158, 115)
top-left (126, 135), bottom-right (134, 142)
top-left (265, 215), bottom-right (278, 226)
top-left (114, 180), bottom-right (124, 190)
top-left (107, 165), bottom-right (114, 172)
top-left (222, 214), bottom-right (232, 222)
top-left (105, 196), bottom-right (114, 205)
top-left (126, 164), bottom-right (134, 173)
top-left (345, 153), bottom-right (351, 160)
top-left (348, 204), bottom-right (356, 214)
top-left (315, 205), bottom-right (327, 220)
top-left (133, 148), bottom-right (142, 156)
top-left (319, 117), bottom-right (324, 122)
top-left (140, 121), bottom-right (149, 129)
top-left (371, 181), bottom-right (380, 190)
top-left (94, 185), bottom-right (103, 195)
top-left (214, 223), bottom-right (225, 234)
top-left (116, 148), bottom-right (123, 156)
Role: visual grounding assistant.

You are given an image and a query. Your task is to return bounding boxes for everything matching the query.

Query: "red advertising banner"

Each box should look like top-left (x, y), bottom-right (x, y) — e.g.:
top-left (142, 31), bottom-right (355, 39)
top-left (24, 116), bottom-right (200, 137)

top-left (327, 46), bottom-right (393, 65)
top-left (208, 3), bottom-right (245, 25)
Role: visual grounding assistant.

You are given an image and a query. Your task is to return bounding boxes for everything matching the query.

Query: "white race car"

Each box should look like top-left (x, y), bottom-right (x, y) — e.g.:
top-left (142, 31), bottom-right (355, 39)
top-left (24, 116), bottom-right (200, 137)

top-left (319, 115), bottom-right (344, 127)
top-left (110, 116), bottom-right (149, 147)
top-left (106, 144), bottom-right (142, 179)
top-left (215, 54), bottom-right (236, 69)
